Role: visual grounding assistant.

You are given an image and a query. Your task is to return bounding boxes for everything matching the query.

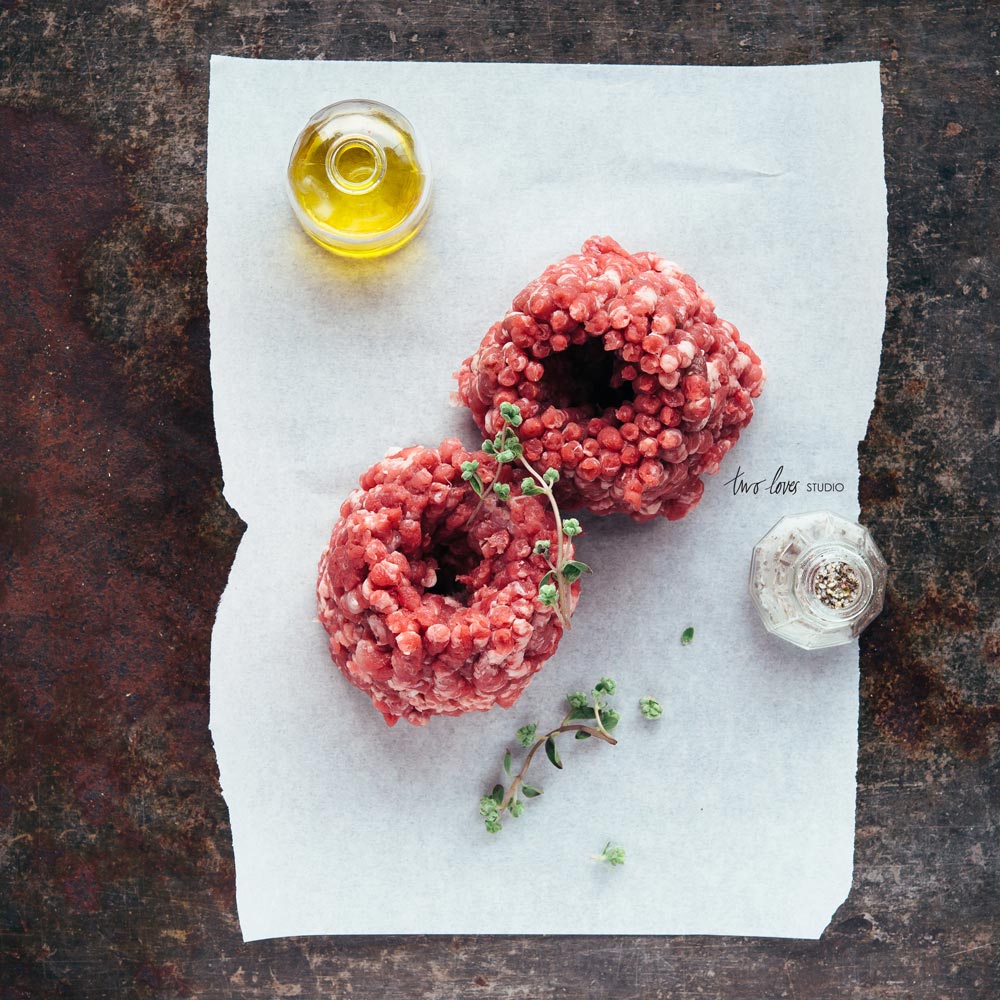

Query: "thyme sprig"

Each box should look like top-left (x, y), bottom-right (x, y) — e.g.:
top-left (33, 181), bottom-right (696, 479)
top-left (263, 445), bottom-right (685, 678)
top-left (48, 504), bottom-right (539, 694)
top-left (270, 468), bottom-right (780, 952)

top-left (479, 679), bottom-right (619, 834)
top-left (462, 402), bottom-right (588, 627)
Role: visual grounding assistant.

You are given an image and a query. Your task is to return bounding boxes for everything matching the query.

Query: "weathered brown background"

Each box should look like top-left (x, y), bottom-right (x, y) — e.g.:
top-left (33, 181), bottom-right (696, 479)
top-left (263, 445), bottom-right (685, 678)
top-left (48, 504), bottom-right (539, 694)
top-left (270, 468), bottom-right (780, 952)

top-left (1, 2), bottom-right (997, 997)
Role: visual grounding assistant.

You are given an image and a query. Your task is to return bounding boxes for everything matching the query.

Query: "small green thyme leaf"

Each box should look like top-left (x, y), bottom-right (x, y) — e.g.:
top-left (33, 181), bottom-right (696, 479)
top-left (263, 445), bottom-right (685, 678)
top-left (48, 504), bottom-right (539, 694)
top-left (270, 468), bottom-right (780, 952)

top-left (521, 785), bottom-right (543, 798)
top-left (493, 482), bottom-right (511, 501)
top-left (509, 800), bottom-right (525, 818)
top-left (567, 692), bottom-right (589, 709)
top-left (533, 539), bottom-right (551, 556)
top-left (503, 750), bottom-right (512, 775)
top-left (596, 842), bottom-right (625, 866)
top-left (561, 517), bottom-right (582, 537)
top-left (515, 723), bottom-right (537, 748)
top-left (681, 626), bottom-right (695, 645)
top-left (545, 736), bottom-right (563, 769)
top-left (499, 402), bottom-right (523, 426)
top-left (639, 696), bottom-right (664, 720)
top-left (542, 467), bottom-right (560, 485)
top-left (560, 560), bottom-right (592, 583)
top-left (520, 477), bottom-right (544, 496)
top-left (538, 583), bottom-right (558, 606)
top-left (491, 784), bottom-right (505, 804)
top-left (485, 819), bottom-right (502, 834)
top-left (594, 677), bottom-right (616, 696)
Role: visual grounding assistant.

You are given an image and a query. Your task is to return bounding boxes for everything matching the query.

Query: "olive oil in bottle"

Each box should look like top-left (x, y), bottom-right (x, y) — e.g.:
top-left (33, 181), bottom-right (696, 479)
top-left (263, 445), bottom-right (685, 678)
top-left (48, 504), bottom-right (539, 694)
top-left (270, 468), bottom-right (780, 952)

top-left (286, 100), bottom-right (432, 259)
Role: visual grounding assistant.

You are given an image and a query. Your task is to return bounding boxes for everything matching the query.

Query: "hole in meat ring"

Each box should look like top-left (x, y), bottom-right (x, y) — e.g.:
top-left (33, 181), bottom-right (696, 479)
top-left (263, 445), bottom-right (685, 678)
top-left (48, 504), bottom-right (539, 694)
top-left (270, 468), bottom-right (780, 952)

top-left (424, 525), bottom-right (477, 601)
top-left (540, 337), bottom-right (634, 414)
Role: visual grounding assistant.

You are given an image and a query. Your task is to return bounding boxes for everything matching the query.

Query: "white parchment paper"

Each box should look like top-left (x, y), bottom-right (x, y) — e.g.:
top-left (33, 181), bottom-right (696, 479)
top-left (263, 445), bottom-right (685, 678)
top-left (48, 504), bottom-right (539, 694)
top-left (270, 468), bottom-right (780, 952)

top-left (207, 56), bottom-right (886, 941)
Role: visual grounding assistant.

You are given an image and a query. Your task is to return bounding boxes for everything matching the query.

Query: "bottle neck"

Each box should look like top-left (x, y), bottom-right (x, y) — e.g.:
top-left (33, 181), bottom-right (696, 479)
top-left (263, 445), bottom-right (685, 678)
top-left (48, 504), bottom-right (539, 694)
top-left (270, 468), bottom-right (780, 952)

top-left (792, 542), bottom-right (874, 624)
top-left (325, 134), bottom-right (387, 194)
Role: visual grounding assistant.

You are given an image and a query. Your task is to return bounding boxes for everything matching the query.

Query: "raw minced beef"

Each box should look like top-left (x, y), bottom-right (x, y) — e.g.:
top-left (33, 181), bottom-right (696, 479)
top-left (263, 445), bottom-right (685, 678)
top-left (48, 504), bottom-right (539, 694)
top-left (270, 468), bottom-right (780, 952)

top-left (456, 236), bottom-right (765, 521)
top-left (316, 439), bottom-right (577, 726)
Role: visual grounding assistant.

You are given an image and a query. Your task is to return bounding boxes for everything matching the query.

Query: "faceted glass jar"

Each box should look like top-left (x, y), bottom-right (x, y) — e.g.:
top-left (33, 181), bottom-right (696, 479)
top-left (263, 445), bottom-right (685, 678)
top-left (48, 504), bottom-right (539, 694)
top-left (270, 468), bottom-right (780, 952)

top-left (286, 99), bottom-right (432, 258)
top-left (749, 511), bottom-right (887, 650)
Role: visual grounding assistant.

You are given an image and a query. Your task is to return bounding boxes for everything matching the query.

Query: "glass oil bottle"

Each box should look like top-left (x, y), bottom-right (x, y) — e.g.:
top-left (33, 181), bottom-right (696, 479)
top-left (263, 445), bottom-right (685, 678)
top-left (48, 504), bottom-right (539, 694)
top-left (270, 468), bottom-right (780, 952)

top-left (287, 99), bottom-right (432, 259)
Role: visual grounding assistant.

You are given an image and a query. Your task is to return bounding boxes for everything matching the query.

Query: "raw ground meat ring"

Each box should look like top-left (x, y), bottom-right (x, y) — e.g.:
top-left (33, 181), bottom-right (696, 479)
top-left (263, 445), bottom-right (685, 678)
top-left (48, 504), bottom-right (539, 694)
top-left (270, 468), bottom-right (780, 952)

top-left (456, 236), bottom-right (765, 521)
top-left (317, 439), bottom-right (578, 726)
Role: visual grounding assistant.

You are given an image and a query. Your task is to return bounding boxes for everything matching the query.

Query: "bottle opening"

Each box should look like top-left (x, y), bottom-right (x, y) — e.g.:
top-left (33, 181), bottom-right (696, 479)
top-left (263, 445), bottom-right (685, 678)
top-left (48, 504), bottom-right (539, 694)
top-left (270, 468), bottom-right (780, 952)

top-left (327, 136), bottom-right (386, 192)
top-left (792, 543), bottom-right (874, 622)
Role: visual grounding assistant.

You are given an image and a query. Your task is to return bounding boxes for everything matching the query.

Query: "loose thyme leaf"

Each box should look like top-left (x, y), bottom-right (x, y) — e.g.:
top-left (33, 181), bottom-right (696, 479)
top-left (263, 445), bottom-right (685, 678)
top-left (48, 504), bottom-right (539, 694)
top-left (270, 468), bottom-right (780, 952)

top-left (491, 784), bottom-right (505, 804)
top-left (597, 843), bottom-right (626, 867)
top-left (545, 736), bottom-right (563, 769)
top-left (521, 784), bottom-right (542, 798)
top-left (639, 696), bottom-right (664, 720)
top-left (503, 750), bottom-right (512, 775)
top-left (681, 626), bottom-right (695, 645)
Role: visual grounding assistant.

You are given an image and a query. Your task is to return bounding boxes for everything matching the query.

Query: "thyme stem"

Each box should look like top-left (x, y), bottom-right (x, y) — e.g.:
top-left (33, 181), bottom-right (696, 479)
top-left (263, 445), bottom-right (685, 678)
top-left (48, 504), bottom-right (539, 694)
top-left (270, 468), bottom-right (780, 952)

top-left (517, 454), bottom-right (572, 628)
top-left (499, 723), bottom-right (617, 813)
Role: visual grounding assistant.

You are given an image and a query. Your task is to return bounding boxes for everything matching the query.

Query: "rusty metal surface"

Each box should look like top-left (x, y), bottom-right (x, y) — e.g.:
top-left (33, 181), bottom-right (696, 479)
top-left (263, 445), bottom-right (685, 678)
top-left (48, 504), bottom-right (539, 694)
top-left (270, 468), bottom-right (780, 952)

top-left (0, 2), bottom-right (996, 998)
